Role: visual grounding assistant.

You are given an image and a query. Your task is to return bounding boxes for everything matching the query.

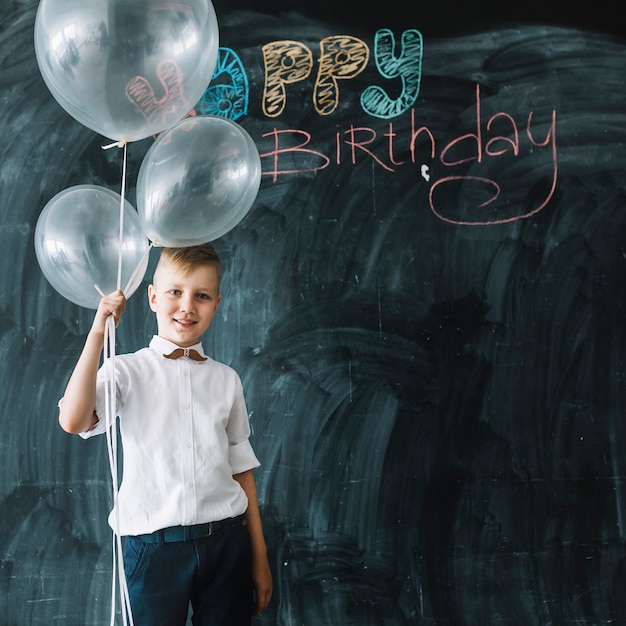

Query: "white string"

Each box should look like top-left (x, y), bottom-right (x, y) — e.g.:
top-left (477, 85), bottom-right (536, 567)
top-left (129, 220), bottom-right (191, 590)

top-left (101, 315), bottom-right (130, 626)
top-left (102, 140), bottom-right (127, 150)
top-left (123, 242), bottom-right (154, 295)
top-left (94, 284), bottom-right (106, 298)
top-left (117, 142), bottom-right (128, 291)
top-left (97, 138), bottom-right (135, 626)
top-left (102, 316), bottom-right (116, 624)
top-left (100, 298), bottom-right (134, 626)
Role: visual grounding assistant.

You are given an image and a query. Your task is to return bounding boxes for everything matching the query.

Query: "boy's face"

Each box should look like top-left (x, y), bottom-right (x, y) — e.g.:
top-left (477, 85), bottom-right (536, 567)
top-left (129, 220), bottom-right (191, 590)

top-left (148, 261), bottom-right (222, 347)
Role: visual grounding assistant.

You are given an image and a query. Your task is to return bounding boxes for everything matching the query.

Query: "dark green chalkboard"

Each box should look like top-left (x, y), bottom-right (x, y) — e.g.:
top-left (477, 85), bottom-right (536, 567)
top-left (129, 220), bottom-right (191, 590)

top-left (1, 1), bottom-right (625, 624)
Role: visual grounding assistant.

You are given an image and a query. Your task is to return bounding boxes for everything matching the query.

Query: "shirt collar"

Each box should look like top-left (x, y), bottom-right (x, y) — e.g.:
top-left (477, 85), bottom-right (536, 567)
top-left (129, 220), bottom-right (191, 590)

top-left (149, 335), bottom-right (207, 359)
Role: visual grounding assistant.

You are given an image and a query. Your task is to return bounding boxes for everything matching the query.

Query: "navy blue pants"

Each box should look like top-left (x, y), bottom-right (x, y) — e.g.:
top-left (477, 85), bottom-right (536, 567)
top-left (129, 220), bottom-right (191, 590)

top-left (123, 516), bottom-right (253, 626)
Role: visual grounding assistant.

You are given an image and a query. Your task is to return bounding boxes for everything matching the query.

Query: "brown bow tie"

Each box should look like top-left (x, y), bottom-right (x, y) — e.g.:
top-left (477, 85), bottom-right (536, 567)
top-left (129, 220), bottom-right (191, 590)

top-left (163, 348), bottom-right (207, 362)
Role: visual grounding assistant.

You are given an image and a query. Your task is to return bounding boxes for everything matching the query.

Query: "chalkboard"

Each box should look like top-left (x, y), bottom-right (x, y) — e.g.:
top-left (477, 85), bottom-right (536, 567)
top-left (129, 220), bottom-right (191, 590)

top-left (2, 1), bottom-right (626, 624)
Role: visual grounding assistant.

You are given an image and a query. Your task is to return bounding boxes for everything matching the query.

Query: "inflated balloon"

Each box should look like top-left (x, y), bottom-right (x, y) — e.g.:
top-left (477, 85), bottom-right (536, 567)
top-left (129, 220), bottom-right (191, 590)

top-left (34, 0), bottom-right (219, 142)
top-left (34, 185), bottom-right (150, 309)
top-left (136, 115), bottom-right (261, 246)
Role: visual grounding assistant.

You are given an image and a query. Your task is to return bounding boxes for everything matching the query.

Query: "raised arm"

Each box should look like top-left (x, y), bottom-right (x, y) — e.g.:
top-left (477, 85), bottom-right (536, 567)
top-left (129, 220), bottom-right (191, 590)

top-left (58, 290), bottom-right (126, 434)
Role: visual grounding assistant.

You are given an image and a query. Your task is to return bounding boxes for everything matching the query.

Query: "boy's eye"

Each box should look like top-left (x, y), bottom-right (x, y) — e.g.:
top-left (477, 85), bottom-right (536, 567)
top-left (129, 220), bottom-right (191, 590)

top-left (196, 293), bottom-right (209, 300)
top-left (169, 289), bottom-right (181, 296)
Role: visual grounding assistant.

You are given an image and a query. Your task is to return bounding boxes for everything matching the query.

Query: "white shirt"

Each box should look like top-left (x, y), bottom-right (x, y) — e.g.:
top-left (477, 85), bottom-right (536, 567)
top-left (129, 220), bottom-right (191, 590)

top-left (79, 335), bottom-right (260, 536)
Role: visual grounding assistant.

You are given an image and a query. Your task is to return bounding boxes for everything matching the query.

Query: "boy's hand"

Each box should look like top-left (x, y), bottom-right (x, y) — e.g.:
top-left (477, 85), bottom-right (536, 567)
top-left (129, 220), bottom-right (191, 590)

top-left (252, 554), bottom-right (273, 616)
top-left (91, 289), bottom-right (126, 337)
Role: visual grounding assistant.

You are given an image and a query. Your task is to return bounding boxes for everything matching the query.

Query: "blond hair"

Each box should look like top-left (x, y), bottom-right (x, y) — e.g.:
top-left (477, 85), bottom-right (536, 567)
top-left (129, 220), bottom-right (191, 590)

top-left (154, 244), bottom-right (222, 288)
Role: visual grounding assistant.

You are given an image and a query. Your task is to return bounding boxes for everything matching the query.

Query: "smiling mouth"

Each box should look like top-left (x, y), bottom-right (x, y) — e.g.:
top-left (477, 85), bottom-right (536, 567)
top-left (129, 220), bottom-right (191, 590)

top-left (175, 318), bottom-right (196, 327)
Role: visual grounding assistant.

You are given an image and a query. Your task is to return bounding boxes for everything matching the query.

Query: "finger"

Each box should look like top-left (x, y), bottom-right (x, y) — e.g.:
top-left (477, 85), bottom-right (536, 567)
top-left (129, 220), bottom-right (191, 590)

top-left (254, 591), bottom-right (271, 615)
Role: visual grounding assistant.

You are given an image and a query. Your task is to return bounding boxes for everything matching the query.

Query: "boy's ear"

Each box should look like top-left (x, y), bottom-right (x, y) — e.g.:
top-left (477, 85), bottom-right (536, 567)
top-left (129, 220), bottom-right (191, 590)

top-left (147, 284), bottom-right (157, 312)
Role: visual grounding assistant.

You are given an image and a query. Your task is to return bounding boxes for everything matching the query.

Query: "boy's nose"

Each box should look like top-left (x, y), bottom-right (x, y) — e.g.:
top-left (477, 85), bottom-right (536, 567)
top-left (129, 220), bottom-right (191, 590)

top-left (180, 296), bottom-right (195, 312)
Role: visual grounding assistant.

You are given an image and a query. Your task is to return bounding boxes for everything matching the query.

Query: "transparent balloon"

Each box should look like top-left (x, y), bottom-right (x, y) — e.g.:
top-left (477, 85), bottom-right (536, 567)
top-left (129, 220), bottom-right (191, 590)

top-left (34, 185), bottom-right (150, 309)
top-left (136, 115), bottom-right (261, 246)
top-left (34, 0), bottom-right (219, 142)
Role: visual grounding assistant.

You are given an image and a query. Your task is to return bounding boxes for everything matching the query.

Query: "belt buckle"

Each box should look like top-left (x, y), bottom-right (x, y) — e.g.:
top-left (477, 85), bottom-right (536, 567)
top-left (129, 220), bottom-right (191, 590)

top-left (207, 521), bottom-right (212, 536)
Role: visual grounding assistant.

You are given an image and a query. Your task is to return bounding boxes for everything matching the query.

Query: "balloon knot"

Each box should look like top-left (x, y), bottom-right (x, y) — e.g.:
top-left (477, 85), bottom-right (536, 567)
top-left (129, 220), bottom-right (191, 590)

top-left (102, 140), bottom-right (128, 150)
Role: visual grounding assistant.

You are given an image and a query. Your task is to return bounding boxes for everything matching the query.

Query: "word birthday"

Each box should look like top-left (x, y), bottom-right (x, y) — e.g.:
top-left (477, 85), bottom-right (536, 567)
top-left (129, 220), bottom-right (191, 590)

top-left (259, 84), bottom-right (557, 225)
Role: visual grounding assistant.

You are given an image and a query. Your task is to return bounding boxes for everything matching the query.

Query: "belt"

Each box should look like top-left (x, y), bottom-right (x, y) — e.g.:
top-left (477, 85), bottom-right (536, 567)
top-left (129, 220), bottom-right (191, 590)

top-left (136, 514), bottom-right (246, 544)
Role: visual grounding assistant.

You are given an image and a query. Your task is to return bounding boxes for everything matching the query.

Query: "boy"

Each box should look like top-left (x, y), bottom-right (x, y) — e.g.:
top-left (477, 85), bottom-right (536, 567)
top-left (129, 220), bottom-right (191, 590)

top-left (59, 244), bottom-right (272, 625)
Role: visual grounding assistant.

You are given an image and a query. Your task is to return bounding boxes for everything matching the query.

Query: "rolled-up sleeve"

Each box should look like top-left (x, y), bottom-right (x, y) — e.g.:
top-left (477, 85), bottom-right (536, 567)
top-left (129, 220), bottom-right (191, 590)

top-left (79, 363), bottom-right (118, 439)
top-left (230, 439), bottom-right (260, 474)
top-left (56, 395), bottom-right (106, 439)
top-left (226, 374), bottom-right (260, 474)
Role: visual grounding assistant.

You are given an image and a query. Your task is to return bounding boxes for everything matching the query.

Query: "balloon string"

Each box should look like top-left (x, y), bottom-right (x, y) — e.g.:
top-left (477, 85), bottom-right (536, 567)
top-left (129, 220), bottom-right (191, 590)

top-left (117, 143), bottom-right (128, 291)
top-left (123, 242), bottom-right (154, 294)
top-left (98, 139), bottom-right (136, 624)
top-left (102, 140), bottom-right (128, 150)
top-left (103, 315), bottom-right (134, 626)
top-left (100, 140), bottom-right (129, 292)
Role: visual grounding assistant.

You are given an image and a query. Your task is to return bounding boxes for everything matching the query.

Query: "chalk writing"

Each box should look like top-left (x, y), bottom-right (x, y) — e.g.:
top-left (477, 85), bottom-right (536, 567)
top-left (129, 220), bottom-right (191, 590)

top-left (428, 87), bottom-right (558, 225)
top-left (236, 30), bottom-right (423, 119)
top-left (200, 47), bottom-right (249, 120)
top-left (314, 36), bottom-right (370, 115)
top-left (259, 85), bottom-right (558, 224)
top-left (126, 59), bottom-right (190, 128)
top-left (360, 29), bottom-right (423, 119)
top-left (202, 29), bottom-right (559, 225)
top-left (261, 40), bottom-right (314, 117)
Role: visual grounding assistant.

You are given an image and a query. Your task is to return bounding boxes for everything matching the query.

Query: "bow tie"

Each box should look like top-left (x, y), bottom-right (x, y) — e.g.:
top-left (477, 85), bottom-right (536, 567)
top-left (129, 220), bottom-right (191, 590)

top-left (163, 347), bottom-right (207, 362)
